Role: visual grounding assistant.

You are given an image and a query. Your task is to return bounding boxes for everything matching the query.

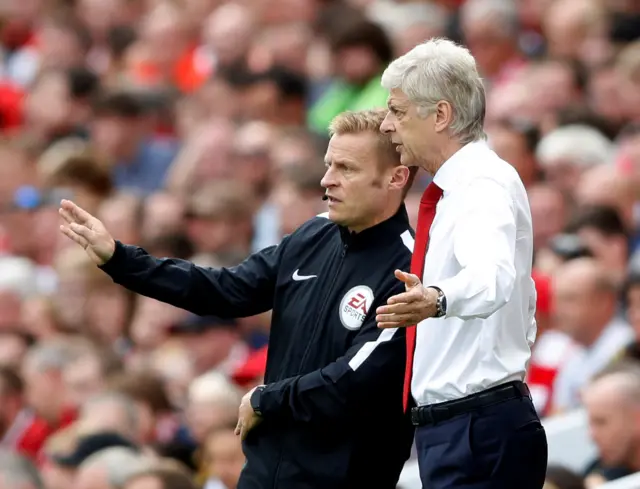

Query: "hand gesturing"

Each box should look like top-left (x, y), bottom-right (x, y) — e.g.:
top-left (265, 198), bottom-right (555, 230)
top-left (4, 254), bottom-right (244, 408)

top-left (59, 199), bottom-right (116, 266)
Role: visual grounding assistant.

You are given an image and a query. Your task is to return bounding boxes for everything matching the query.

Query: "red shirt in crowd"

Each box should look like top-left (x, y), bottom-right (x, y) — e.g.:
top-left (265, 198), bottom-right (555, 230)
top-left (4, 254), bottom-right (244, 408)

top-left (2, 407), bottom-right (77, 462)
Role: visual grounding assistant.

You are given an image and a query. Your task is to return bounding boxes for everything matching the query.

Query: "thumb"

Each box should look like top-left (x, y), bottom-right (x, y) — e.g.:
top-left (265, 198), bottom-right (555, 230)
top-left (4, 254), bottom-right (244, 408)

top-left (394, 270), bottom-right (421, 287)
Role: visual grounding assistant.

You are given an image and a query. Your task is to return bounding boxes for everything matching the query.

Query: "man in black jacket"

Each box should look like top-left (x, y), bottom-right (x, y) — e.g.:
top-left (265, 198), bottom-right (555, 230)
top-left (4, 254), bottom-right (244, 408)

top-left (59, 108), bottom-right (416, 489)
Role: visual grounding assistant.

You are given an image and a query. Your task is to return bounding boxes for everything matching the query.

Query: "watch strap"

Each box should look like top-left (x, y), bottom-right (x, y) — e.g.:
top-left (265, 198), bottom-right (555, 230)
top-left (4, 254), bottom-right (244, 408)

top-left (429, 286), bottom-right (447, 317)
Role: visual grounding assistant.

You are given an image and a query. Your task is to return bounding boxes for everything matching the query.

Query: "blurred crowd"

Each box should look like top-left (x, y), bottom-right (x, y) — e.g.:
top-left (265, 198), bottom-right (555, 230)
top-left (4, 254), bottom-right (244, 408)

top-left (1, 0), bottom-right (640, 488)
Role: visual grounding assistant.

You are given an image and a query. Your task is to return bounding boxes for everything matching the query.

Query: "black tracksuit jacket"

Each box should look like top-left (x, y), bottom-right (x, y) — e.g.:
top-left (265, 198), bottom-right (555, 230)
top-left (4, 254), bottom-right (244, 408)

top-left (100, 205), bottom-right (416, 489)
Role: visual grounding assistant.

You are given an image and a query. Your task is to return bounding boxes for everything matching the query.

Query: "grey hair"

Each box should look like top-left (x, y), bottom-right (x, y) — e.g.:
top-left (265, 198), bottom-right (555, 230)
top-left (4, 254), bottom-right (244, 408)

top-left (381, 38), bottom-right (487, 144)
top-left (23, 340), bottom-right (83, 373)
top-left (461, 0), bottom-right (520, 38)
top-left (81, 392), bottom-right (140, 434)
top-left (592, 368), bottom-right (640, 407)
top-left (188, 370), bottom-right (243, 409)
top-left (0, 449), bottom-right (44, 489)
top-left (535, 125), bottom-right (614, 169)
top-left (79, 447), bottom-right (155, 489)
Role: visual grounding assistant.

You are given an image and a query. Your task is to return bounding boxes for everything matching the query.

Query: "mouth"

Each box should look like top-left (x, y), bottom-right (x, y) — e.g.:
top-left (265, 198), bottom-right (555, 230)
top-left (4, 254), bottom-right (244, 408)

top-left (325, 195), bottom-right (341, 204)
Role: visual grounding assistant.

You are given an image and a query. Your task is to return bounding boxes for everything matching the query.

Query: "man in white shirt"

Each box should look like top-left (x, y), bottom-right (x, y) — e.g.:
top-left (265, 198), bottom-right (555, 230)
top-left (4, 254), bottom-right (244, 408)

top-left (376, 38), bottom-right (547, 489)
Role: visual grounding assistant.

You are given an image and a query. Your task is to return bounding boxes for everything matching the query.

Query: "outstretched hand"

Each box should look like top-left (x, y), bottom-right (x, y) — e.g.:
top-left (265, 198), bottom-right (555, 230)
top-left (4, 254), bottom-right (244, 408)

top-left (59, 199), bottom-right (116, 266)
top-left (376, 270), bottom-right (439, 328)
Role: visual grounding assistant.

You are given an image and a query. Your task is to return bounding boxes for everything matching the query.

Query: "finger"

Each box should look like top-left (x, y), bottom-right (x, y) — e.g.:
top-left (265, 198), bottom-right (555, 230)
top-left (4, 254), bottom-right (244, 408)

top-left (58, 208), bottom-right (76, 225)
top-left (376, 302), bottom-right (418, 316)
top-left (235, 420), bottom-right (242, 436)
top-left (386, 289), bottom-right (421, 305)
top-left (69, 223), bottom-right (94, 240)
top-left (240, 425), bottom-right (248, 441)
top-left (377, 321), bottom-right (403, 329)
top-left (394, 270), bottom-right (421, 287)
top-left (376, 313), bottom-right (416, 324)
top-left (61, 200), bottom-right (93, 226)
top-left (60, 225), bottom-right (89, 248)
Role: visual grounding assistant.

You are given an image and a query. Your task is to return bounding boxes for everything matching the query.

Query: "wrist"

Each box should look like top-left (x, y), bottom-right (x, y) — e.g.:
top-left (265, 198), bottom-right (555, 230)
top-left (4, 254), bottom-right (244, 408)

top-left (428, 286), bottom-right (447, 317)
top-left (250, 386), bottom-right (265, 416)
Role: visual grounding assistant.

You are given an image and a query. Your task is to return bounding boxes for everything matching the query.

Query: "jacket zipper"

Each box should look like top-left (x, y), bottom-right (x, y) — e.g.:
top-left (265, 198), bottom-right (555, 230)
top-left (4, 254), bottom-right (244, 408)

top-left (296, 242), bottom-right (348, 373)
top-left (272, 242), bottom-right (348, 488)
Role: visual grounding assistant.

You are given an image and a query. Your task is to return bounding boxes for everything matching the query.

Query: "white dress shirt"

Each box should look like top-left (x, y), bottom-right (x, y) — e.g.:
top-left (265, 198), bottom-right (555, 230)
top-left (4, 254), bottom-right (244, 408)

top-left (412, 140), bottom-right (537, 406)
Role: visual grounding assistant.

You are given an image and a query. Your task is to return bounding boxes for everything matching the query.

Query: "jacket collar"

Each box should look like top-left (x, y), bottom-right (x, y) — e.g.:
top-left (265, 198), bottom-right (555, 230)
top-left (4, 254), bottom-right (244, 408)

top-left (338, 204), bottom-right (410, 249)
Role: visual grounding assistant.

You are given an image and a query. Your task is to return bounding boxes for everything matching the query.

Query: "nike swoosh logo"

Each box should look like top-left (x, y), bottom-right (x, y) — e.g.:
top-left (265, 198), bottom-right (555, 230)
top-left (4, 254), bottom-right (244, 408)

top-left (292, 269), bottom-right (317, 281)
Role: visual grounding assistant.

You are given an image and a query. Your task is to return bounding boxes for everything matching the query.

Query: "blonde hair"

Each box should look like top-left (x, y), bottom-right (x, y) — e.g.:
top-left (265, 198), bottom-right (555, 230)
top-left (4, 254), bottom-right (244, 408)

top-left (328, 109), bottom-right (398, 166)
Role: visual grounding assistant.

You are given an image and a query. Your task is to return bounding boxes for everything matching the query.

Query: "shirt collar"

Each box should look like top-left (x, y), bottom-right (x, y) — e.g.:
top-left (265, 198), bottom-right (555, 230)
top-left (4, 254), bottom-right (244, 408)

top-left (433, 140), bottom-right (489, 192)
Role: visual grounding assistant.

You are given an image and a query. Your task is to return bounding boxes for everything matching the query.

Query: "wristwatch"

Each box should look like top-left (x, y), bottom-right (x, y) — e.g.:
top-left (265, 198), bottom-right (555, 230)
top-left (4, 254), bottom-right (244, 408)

top-left (250, 386), bottom-right (265, 416)
top-left (429, 287), bottom-right (447, 318)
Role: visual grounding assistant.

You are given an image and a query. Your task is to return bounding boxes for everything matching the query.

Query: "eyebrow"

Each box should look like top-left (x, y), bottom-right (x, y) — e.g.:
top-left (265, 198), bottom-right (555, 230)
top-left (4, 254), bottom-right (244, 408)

top-left (325, 158), bottom-right (356, 167)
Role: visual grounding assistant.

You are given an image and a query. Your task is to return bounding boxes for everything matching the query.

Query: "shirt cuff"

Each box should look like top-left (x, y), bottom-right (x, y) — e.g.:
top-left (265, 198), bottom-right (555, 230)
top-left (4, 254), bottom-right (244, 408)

top-left (429, 276), bottom-right (466, 318)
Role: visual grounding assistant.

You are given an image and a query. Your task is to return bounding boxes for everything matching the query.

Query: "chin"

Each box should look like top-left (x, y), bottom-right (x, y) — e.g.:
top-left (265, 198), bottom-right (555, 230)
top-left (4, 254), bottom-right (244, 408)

top-left (327, 210), bottom-right (347, 226)
top-left (400, 153), bottom-right (419, 167)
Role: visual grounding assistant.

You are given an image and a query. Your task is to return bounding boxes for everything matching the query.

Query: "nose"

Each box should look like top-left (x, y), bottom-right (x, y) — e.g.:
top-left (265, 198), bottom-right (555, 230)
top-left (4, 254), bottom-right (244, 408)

top-left (380, 113), bottom-right (394, 134)
top-left (321, 166), bottom-right (336, 189)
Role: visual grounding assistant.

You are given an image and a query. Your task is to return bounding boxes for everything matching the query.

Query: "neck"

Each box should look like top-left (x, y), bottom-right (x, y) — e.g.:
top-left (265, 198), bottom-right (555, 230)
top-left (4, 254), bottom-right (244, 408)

top-left (348, 202), bottom-right (401, 234)
top-left (579, 320), bottom-right (609, 348)
top-left (425, 138), bottom-right (465, 176)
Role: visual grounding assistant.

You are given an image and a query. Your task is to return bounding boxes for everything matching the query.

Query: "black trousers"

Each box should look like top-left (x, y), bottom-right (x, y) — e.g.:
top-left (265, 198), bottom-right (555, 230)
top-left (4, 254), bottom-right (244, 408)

top-left (414, 392), bottom-right (548, 489)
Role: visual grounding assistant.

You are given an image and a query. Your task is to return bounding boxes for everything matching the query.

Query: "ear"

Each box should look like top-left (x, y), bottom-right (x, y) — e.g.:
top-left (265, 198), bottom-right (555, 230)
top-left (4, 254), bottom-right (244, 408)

top-left (434, 100), bottom-right (453, 134)
top-left (388, 165), bottom-right (410, 191)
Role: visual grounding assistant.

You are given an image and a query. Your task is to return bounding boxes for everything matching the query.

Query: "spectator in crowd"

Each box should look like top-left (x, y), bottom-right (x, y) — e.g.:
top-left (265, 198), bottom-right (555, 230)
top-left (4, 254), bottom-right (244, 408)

top-left (486, 118), bottom-right (540, 189)
top-left (307, 19), bottom-right (393, 134)
top-left (90, 92), bottom-right (179, 196)
top-left (582, 361), bottom-right (640, 486)
top-left (200, 426), bottom-right (244, 489)
top-left (551, 258), bottom-right (634, 412)
top-left (565, 206), bottom-right (630, 286)
top-left (18, 340), bottom-right (80, 458)
top-left (63, 344), bottom-right (123, 408)
top-left (73, 446), bottom-right (154, 489)
top-left (107, 371), bottom-right (174, 446)
top-left (185, 371), bottom-right (243, 448)
top-left (535, 124), bottom-right (614, 196)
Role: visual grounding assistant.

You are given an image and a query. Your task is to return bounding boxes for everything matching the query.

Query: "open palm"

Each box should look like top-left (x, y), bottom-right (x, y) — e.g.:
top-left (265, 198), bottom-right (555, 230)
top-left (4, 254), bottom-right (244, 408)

top-left (59, 199), bottom-right (116, 266)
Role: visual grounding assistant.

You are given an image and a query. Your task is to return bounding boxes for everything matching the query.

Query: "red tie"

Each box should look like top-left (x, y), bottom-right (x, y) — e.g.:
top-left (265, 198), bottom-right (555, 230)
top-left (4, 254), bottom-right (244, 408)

top-left (403, 182), bottom-right (443, 412)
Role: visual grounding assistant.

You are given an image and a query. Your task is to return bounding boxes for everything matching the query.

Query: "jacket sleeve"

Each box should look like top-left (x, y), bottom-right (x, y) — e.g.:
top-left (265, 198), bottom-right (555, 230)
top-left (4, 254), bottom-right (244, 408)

top-left (257, 282), bottom-right (406, 424)
top-left (98, 239), bottom-right (286, 318)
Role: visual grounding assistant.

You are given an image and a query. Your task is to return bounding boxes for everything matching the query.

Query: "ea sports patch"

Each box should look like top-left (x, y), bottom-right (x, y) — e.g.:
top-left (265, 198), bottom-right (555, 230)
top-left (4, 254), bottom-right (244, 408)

top-left (339, 285), bottom-right (374, 330)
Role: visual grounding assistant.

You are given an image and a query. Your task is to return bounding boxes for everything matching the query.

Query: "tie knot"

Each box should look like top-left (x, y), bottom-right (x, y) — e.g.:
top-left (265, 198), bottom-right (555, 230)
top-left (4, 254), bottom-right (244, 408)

top-left (421, 182), bottom-right (443, 206)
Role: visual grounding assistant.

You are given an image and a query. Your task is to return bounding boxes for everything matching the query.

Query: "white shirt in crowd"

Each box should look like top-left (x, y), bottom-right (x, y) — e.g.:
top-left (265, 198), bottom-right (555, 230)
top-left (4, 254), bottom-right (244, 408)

top-left (551, 318), bottom-right (634, 412)
top-left (412, 140), bottom-right (537, 406)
